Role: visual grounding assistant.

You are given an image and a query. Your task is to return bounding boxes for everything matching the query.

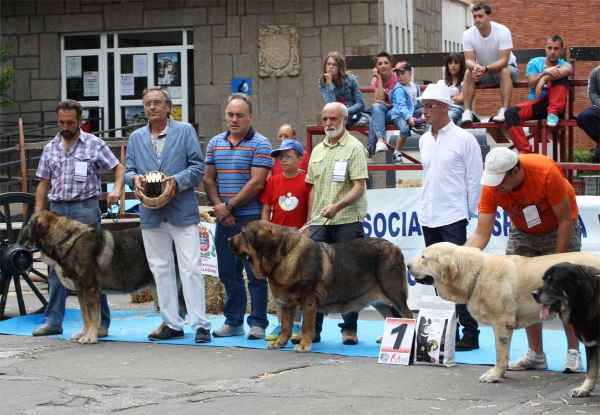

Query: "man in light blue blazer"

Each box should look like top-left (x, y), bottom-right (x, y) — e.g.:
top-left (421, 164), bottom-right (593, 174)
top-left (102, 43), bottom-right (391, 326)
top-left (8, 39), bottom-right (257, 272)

top-left (125, 86), bottom-right (211, 343)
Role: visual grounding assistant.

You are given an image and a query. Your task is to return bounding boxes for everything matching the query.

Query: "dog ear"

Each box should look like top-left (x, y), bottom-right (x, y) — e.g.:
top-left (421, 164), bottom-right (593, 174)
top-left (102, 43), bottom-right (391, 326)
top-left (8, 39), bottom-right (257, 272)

top-left (252, 227), bottom-right (277, 258)
top-left (575, 266), bottom-right (594, 304)
top-left (439, 255), bottom-right (458, 280)
top-left (30, 216), bottom-right (47, 242)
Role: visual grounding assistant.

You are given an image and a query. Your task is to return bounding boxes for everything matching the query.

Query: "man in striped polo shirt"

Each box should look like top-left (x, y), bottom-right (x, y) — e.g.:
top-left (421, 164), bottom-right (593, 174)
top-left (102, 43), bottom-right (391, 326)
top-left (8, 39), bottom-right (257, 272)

top-left (203, 93), bottom-right (273, 340)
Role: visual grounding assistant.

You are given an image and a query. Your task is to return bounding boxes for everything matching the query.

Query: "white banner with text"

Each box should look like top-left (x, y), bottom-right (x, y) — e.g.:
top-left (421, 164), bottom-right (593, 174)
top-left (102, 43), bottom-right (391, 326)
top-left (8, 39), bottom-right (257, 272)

top-left (364, 188), bottom-right (600, 309)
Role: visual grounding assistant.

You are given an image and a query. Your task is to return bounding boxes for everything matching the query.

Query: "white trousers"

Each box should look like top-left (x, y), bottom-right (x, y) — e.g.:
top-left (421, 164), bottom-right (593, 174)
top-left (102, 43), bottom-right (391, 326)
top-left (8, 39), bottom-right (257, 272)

top-left (142, 222), bottom-right (211, 331)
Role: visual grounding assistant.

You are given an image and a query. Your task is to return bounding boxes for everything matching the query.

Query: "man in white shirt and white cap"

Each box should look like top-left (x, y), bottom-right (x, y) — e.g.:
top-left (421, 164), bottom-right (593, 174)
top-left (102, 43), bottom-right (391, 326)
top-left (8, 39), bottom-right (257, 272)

top-left (417, 83), bottom-right (484, 351)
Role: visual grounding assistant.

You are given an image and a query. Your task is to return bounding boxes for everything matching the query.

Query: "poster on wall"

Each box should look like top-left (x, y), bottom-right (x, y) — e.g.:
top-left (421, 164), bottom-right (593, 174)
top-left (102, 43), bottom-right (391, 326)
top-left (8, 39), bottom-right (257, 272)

top-left (168, 86), bottom-right (182, 99)
top-left (83, 71), bottom-right (99, 97)
top-left (120, 74), bottom-right (135, 96)
top-left (170, 105), bottom-right (182, 121)
top-left (124, 106), bottom-right (147, 127)
top-left (155, 52), bottom-right (180, 86)
top-left (133, 54), bottom-right (147, 77)
top-left (67, 78), bottom-right (83, 98)
top-left (66, 56), bottom-right (82, 78)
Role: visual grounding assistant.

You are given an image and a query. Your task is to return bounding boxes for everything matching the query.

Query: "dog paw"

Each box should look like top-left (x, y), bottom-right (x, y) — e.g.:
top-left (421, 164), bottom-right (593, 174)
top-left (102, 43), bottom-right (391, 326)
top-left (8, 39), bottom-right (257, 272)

top-left (78, 335), bottom-right (98, 345)
top-left (70, 331), bottom-right (86, 342)
top-left (479, 368), bottom-right (502, 383)
top-left (569, 388), bottom-right (591, 398)
top-left (267, 340), bottom-right (285, 349)
top-left (293, 343), bottom-right (312, 353)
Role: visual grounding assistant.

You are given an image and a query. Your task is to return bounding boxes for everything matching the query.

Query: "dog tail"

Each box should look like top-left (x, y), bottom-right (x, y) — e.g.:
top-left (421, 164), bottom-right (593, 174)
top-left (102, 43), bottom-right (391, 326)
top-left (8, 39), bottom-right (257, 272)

top-left (381, 245), bottom-right (413, 319)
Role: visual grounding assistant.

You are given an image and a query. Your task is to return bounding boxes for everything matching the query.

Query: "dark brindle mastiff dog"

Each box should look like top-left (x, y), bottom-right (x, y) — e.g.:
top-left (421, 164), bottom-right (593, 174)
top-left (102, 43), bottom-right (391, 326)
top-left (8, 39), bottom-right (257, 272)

top-left (227, 220), bottom-right (413, 353)
top-left (23, 210), bottom-right (183, 344)
top-left (533, 263), bottom-right (600, 398)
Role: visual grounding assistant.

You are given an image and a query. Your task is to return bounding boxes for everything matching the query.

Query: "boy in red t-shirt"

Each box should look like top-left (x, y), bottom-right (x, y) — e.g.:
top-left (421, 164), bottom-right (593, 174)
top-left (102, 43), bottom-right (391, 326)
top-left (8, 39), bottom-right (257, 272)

top-left (259, 139), bottom-right (312, 341)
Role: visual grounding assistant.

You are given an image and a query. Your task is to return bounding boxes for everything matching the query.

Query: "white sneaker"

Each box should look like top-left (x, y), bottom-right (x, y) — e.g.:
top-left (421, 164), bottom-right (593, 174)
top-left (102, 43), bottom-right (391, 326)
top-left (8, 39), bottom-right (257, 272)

top-left (392, 152), bottom-right (403, 165)
top-left (375, 141), bottom-right (388, 153)
top-left (462, 110), bottom-right (474, 124)
top-left (491, 108), bottom-right (506, 122)
top-left (563, 349), bottom-right (583, 373)
top-left (507, 349), bottom-right (548, 371)
top-left (247, 326), bottom-right (265, 340)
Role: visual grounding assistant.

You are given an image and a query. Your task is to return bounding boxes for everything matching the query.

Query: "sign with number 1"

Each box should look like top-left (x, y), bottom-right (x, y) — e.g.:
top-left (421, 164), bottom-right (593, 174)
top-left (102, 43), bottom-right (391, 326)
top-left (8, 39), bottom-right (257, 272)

top-left (378, 318), bottom-right (416, 365)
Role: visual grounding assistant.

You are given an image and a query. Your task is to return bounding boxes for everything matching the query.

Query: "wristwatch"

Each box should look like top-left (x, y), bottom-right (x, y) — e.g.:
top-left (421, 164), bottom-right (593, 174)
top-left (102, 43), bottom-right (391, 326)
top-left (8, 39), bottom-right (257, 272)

top-left (225, 201), bottom-right (233, 211)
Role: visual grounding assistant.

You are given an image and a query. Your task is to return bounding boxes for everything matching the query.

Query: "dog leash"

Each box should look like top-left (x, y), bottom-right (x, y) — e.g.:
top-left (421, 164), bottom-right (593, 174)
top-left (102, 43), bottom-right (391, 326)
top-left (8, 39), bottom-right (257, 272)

top-left (88, 204), bottom-right (120, 227)
top-left (298, 214), bottom-right (330, 239)
top-left (298, 214), bottom-right (322, 233)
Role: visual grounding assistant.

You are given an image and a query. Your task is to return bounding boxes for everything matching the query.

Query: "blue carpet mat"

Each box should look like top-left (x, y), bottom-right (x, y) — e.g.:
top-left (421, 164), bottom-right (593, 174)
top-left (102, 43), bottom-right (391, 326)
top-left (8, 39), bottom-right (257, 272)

top-left (0, 309), bottom-right (584, 372)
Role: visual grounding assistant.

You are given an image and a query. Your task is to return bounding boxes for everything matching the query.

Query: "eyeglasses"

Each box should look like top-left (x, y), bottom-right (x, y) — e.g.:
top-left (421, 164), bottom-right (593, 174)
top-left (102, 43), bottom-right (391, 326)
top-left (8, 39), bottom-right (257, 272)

top-left (144, 100), bottom-right (165, 108)
top-left (422, 103), bottom-right (441, 110)
top-left (277, 155), bottom-right (299, 160)
top-left (326, 62), bottom-right (339, 67)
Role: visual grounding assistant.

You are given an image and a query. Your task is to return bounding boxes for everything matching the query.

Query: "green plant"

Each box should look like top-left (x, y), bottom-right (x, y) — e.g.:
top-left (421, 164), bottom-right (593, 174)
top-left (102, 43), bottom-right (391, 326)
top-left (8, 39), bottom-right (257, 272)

top-left (573, 149), bottom-right (599, 176)
top-left (0, 38), bottom-right (15, 109)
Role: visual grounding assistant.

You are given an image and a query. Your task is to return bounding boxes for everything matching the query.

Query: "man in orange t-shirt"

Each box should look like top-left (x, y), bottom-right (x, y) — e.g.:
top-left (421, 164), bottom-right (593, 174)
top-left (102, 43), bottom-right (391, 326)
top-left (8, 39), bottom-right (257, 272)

top-left (465, 147), bottom-right (583, 374)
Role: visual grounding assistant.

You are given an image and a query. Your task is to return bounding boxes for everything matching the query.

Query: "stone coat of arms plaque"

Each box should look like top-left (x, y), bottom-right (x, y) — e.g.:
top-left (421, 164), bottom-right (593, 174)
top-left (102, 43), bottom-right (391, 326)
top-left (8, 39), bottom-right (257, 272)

top-left (258, 25), bottom-right (300, 77)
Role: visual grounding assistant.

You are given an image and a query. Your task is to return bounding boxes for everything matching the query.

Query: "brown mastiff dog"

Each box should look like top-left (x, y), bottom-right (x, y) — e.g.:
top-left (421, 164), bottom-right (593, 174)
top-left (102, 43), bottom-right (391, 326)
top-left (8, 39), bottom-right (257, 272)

top-left (23, 210), bottom-right (184, 344)
top-left (228, 220), bottom-right (413, 352)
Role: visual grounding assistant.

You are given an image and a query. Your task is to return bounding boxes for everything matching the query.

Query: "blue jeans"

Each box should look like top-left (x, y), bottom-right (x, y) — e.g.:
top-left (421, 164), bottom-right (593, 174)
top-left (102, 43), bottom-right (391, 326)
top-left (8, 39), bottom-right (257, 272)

top-left (367, 103), bottom-right (394, 154)
top-left (392, 116), bottom-right (411, 138)
top-left (346, 109), bottom-right (363, 127)
top-left (422, 219), bottom-right (479, 339)
top-left (46, 199), bottom-right (111, 328)
top-left (311, 222), bottom-right (364, 335)
top-left (215, 215), bottom-right (269, 329)
top-left (576, 105), bottom-right (600, 146)
top-left (448, 106), bottom-right (464, 127)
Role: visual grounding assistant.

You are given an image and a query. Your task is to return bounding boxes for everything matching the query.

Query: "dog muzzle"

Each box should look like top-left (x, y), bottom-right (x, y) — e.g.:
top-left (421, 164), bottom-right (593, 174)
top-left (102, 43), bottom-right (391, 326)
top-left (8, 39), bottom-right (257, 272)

top-left (415, 275), bottom-right (435, 286)
top-left (227, 238), bottom-right (250, 261)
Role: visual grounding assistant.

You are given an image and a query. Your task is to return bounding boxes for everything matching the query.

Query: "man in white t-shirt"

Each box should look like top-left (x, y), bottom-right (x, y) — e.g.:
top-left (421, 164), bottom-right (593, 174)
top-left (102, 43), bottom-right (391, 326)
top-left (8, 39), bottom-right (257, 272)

top-left (461, 2), bottom-right (519, 124)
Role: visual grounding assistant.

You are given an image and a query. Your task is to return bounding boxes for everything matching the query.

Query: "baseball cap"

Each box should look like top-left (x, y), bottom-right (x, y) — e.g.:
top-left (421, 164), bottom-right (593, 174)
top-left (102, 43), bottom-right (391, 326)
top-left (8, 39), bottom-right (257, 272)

top-left (480, 148), bottom-right (519, 186)
top-left (393, 61), bottom-right (412, 72)
top-left (417, 84), bottom-right (453, 105)
top-left (271, 139), bottom-right (304, 157)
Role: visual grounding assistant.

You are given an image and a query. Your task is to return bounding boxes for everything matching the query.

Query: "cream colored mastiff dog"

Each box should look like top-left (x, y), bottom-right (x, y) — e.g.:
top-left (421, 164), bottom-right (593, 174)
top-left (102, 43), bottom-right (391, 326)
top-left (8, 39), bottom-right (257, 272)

top-left (407, 242), bottom-right (600, 384)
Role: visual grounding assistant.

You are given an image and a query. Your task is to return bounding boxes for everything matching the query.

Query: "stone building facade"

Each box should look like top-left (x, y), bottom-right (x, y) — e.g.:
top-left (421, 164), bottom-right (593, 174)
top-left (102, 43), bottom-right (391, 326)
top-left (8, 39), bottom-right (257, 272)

top-left (1, 0), bottom-right (387, 145)
top-left (3, 1), bottom-right (596, 151)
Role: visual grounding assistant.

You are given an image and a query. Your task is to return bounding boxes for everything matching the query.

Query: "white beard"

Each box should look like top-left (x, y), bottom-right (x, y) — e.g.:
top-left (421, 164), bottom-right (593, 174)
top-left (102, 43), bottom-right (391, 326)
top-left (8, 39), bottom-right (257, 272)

top-left (325, 123), bottom-right (344, 138)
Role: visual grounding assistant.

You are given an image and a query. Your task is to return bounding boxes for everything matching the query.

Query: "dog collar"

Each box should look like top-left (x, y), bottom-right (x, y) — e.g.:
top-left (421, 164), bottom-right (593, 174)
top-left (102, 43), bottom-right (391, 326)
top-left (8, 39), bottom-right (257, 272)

top-left (467, 257), bottom-right (483, 301)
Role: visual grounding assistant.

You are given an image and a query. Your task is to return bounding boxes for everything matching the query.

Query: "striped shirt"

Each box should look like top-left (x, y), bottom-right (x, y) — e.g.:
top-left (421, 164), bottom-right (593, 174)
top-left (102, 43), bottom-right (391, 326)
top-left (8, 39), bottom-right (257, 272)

top-left (306, 130), bottom-right (368, 225)
top-left (205, 127), bottom-right (273, 216)
top-left (36, 129), bottom-right (119, 202)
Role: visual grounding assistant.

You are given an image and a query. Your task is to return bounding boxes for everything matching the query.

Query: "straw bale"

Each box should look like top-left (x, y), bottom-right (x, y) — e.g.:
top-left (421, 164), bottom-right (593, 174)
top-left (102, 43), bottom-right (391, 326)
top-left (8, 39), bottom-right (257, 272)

top-left (396, 179), bottom-right (422, 188)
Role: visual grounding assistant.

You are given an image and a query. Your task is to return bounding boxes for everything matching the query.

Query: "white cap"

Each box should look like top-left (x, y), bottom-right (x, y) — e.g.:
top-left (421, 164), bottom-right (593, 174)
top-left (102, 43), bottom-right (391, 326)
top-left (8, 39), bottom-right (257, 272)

top-left (480, 148), bottom-right (519, 186)
top-left (417, 83), bottom-right (453, 106)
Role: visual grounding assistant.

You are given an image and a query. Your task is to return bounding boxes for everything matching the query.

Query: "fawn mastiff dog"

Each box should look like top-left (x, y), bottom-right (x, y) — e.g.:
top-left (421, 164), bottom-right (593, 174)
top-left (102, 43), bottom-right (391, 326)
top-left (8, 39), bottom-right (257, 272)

top-left (227, 220), bottom-right (413, 353)
top-left (23, 211), bottom-right (183, 344)
top-left (407, 242), bottom-right (600, 384)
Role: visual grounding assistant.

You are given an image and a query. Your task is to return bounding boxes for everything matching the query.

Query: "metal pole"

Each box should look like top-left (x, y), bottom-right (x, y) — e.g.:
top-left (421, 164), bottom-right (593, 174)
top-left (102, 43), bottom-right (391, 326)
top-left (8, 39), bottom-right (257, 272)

top-left (18, 118), bottom-right (28, 193)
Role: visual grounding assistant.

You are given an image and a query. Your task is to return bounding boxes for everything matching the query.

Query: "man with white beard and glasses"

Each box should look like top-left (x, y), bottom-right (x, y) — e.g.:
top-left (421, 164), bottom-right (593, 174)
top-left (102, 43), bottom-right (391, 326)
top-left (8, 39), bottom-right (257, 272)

top-left (299, 102), bottom-right (369, 346)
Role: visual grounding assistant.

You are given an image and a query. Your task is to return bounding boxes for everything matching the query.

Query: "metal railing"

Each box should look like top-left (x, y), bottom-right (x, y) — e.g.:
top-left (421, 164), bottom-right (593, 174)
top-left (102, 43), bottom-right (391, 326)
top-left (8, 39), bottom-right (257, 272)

top-left (0, 107), bottom-right (143, 193)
